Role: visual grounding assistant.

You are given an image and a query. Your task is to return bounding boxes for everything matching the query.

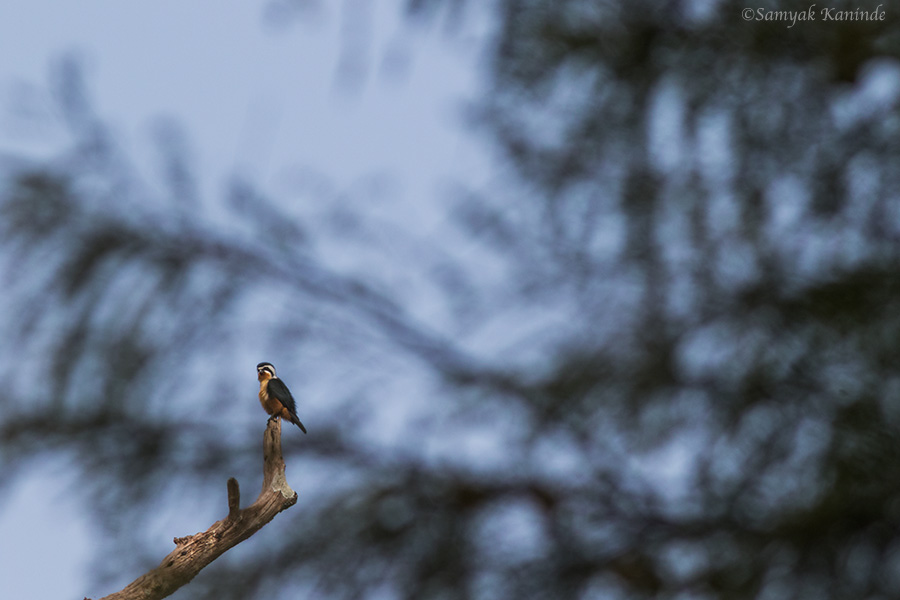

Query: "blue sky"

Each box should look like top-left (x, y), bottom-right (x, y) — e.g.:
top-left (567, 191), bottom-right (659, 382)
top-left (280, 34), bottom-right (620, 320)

top-left (0, 2), bottom-right (493, 597)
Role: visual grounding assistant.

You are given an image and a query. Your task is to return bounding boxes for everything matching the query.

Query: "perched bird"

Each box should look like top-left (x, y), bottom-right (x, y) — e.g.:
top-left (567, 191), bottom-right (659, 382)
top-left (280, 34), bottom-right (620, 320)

top-left (257, 362), bottom-right (307, 433)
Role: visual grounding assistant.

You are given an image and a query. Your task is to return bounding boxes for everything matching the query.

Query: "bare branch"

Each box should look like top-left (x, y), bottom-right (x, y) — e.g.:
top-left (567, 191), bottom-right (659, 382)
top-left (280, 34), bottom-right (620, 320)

top-left (92, 418), bottom-right (298, 600)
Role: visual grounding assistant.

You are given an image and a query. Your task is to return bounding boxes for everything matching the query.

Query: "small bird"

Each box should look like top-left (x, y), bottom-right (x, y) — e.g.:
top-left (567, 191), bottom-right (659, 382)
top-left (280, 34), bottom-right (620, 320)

top-left (257, 362), bottom-right (307, 433)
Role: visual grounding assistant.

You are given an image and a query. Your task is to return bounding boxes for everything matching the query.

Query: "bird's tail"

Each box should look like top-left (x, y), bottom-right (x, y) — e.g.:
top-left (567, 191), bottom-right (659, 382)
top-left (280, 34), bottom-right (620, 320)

top-left (291, 413), bottom-right (308, 434)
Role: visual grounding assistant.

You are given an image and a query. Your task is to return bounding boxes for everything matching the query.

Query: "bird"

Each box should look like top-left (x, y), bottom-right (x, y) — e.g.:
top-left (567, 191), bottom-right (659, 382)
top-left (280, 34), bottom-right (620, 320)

top-left (257, 362), bottom-right (307, 433)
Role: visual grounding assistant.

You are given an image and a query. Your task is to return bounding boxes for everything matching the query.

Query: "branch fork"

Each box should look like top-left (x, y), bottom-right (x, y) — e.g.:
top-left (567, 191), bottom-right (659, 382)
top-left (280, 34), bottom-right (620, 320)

top-left (92, 418), bottom-right (298, 600)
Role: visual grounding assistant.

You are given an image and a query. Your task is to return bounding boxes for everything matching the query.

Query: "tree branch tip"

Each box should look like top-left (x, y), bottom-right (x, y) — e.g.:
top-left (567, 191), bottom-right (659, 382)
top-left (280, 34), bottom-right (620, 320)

top-left (227, 477), bottom-right (241, 520)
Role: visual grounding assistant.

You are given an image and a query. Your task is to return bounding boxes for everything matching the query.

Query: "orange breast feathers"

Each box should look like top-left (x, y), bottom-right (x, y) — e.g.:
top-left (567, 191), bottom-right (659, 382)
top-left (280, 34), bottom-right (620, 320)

top-left (258, 375), bottom-right (283, 416)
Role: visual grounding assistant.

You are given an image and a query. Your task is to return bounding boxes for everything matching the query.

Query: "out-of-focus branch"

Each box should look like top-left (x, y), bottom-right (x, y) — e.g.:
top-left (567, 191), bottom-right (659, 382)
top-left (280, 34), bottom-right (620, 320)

top-left (90, 418), bottom-right (298, 600)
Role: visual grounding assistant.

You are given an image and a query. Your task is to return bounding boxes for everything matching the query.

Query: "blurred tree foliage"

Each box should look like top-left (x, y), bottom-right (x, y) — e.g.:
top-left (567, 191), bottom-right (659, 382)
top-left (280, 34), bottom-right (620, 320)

top-left (3, 0), bottom-right (900, 598)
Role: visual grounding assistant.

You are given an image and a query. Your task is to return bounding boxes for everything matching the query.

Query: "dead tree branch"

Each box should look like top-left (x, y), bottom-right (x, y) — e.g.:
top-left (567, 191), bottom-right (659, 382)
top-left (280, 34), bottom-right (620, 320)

top-left (90, 418), bottom-right (298, 600)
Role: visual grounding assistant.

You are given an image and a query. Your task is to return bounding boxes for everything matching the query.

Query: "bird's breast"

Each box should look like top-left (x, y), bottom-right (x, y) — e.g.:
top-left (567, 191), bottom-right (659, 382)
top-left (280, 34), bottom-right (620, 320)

top-left (258, 381), bottom-right (279, 415)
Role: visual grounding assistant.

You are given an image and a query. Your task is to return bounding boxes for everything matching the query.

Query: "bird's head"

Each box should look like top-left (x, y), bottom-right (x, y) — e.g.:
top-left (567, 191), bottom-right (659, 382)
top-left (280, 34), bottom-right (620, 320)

top-left (257, 362), bottom-right (276, 381)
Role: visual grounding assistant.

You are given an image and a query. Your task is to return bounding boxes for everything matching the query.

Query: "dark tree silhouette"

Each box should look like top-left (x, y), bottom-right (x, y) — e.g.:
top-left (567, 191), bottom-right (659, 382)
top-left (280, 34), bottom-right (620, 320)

top-left (3, 1), bottom-right (900, 599)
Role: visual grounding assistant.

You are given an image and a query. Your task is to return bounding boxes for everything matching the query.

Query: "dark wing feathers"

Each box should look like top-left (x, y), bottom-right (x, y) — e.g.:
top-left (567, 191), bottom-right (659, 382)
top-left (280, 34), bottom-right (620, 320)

top-left (266, 378), bottom-right (297, 412)
top-left (266, 378), bottom-right (307, 434)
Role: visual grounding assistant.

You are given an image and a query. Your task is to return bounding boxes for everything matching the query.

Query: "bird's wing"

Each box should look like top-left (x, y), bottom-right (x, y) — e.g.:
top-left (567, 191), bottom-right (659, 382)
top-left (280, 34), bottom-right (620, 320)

top-left (267, 378), bottom-right (307, 433)
top-left (267, 378), bottom-right (298, 414)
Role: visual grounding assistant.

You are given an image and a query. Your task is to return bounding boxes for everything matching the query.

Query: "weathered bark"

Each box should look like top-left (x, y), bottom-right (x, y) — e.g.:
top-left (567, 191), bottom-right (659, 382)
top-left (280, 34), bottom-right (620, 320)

top-left (89, 417), bottom-right (298, 600)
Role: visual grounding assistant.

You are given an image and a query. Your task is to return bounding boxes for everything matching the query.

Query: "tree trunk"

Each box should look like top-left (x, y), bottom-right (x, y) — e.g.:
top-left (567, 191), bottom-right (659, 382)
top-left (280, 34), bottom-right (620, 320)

top-left (88, 417), bottom-right (298, 600)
